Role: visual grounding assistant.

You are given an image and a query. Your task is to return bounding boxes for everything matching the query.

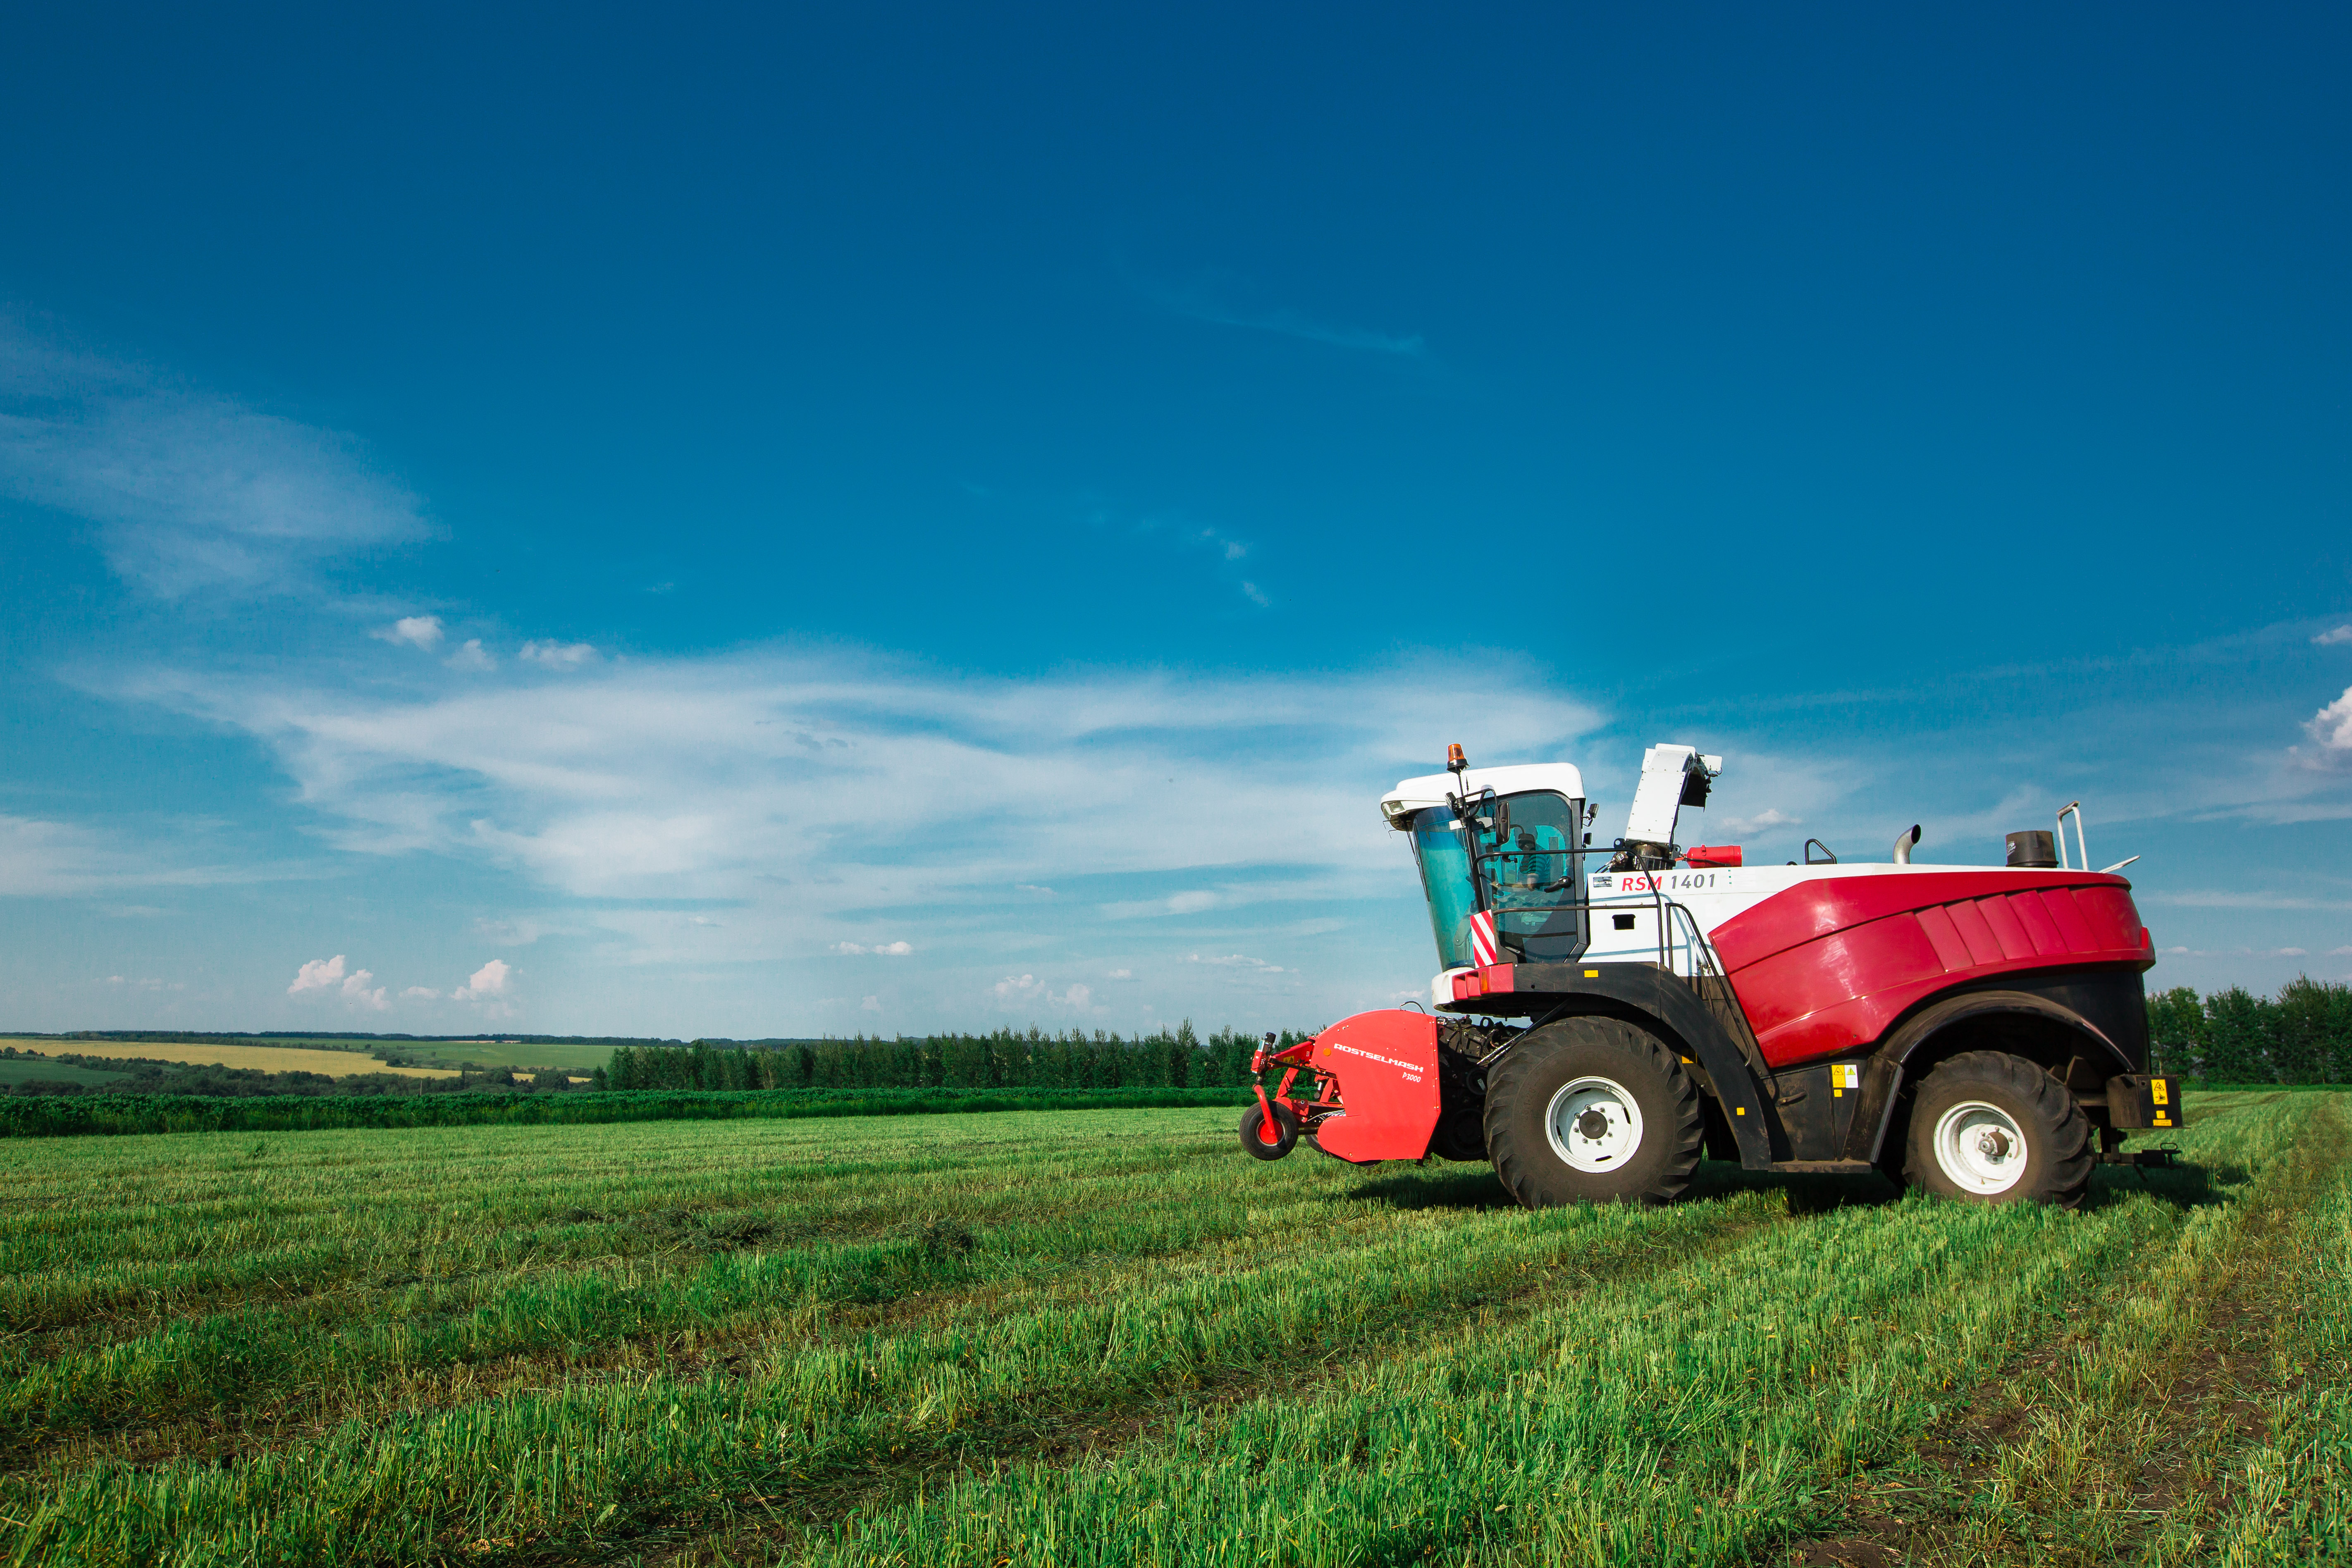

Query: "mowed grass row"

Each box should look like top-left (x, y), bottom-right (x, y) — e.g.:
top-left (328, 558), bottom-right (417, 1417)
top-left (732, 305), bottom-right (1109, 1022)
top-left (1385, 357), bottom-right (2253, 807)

top-left (4, 1177), bottom-right (1786, 1563)
top-left (0, 1113), bottom-right (1262, 1333)
top-left (0, 1092), bottom-right (2328, 1566)
top-left (2, 1112), bottom-right (1406, 1457)
top-left (776, 1095), bottom-right (2318, 1568)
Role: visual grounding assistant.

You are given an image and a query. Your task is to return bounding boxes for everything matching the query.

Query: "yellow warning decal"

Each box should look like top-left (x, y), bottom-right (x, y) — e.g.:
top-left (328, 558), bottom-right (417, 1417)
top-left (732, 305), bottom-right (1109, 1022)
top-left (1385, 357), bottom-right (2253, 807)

top-left (1735, 1106), bottom-right (1746, 1115)
top-left (1584, 970), bottom-right (1599, 978)
top-left (2152, 1080), bottom-right (2169, 1105)
top-left (2156, 1114), bottom-right (2171, 1126)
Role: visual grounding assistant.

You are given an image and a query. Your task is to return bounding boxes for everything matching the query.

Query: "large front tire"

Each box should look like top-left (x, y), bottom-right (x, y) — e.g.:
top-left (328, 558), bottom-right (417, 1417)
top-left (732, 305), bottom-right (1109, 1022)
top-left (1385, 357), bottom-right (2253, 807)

top-left (1483, 1016), bottom-right (1703, 1208)
top-left (1904, 1051), bottom-right (2093, 1208)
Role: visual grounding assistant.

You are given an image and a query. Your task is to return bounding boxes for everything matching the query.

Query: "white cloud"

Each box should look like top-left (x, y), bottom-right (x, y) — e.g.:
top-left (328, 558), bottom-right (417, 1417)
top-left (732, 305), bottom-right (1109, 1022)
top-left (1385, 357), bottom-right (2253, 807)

top-left (0, 316), bottom-right (427, 597)
top-left (287, 953), bottom-right (385, 1009)
top-left (1190, 952), bottom-right (1285, 973)
top-left (287, 955), bottom-right (349, 993)
top-left (2302, 687), bottom-right (2352, 764)
top-left (991, 973), bottom-right (1097, 1009)
top-left (401, 986), bottom-right (440, 999)
top-left (832, 940), bottom-right (914, 956)
top-left (1106, 968), bottom-right (1134, 980)
top-left (1241, 581), bottom-right (1271, 608)
top-left (861, 995), bottom-right (882, 1012)
top-left (2315, 626), bottom-right (2352, 646)
top-left (115, 649), bottom-right (1602, 967)
top-left (445, 640), bottom-right (494, 672)
top-left (375, 616), bottom-right (444, 651)
top-left (1015, 883), bottom-right (1054, 895)
top-left (2333, 946), bottom-right (2352, 957)
top-left (521, 640), bottom-right (598, 669)
top-left (452, 958), bottom-right (511, 1000)
top-left (2278, 947), bottom-right (2309, 957)
top-left (1717, 807), bottom-right (1802, 834)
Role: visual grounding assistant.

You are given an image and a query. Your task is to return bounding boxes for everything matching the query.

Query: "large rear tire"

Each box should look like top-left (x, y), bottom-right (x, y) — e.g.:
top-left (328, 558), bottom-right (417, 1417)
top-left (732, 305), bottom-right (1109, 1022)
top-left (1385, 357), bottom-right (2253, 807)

top-left (1904, 1051), bottom-right (2093, 1208)
top-left (1483, 1016), bottom-right (1703, 1208)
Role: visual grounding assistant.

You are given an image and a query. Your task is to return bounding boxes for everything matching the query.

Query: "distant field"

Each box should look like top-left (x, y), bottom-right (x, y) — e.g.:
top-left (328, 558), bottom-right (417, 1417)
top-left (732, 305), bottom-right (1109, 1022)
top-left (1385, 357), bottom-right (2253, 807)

top-left (0, 1091), bottom-right (2341, 1566)
top-left (0, 1057), bottom-right (127, 1088)
top-left (377, 1038), bottom-right (616, 1072)
top-left (0, 1040), bottom-right (456, 1079)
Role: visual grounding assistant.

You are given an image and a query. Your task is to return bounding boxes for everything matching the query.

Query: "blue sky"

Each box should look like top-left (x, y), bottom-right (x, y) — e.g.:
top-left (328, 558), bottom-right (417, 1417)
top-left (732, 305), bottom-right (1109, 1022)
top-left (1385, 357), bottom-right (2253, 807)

top-left (2, 2), bottom-right (2349, 1037)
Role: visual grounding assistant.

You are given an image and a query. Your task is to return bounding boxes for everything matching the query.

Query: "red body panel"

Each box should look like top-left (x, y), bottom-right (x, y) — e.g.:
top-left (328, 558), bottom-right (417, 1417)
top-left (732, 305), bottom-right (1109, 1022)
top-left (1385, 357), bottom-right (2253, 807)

top-left (1304, 1009), bottom-right (1441, 1162)
top-left (1710, 871), bottom-right (2154, 1068)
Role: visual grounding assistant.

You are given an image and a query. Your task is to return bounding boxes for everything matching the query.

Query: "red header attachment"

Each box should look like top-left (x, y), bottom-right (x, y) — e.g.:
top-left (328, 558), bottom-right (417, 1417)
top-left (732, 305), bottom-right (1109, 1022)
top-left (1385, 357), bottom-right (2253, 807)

top-left (1685, 845), bottom-right (1743, 868)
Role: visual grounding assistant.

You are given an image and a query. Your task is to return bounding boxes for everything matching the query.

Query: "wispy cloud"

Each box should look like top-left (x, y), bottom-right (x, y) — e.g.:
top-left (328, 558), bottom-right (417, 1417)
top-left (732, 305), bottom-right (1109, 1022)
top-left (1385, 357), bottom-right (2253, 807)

top-left (521, 640), bottom-right (598, 669)
top-left (0, 315), bottom-right (428, 597)
top-left (106, 647), bottom-right (1601, 967)
top-left (1189, 952), bottom-right (1285, 973)
top-left (1138, 271), bottom-right (1425, 356)
top-left (376, 616), bottom-right (445, 650)
top-left (0, 814), bottom-right (269, 896)
top-left (2314, 625), bottom-right (2352, 646)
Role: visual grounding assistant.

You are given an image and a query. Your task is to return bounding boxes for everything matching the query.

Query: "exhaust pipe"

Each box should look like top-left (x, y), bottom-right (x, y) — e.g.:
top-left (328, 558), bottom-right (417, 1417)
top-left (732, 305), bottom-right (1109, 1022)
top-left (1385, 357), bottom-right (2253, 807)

top-left (1892, 824), bottom-right (1921, 864)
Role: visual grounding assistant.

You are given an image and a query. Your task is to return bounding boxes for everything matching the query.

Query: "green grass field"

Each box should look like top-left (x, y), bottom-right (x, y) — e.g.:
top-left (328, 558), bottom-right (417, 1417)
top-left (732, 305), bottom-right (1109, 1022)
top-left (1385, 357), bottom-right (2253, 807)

top-left (1, 1092), bottom-right (2343, 1566)
top-left (0, 1058), bottom-right (127, 1088)
top-left (369, 1038), bottom-right (625, 1073)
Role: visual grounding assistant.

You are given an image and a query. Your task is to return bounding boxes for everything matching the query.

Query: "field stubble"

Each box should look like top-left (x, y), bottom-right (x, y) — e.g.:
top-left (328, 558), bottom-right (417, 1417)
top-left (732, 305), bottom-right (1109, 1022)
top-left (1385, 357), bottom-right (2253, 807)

top-left (0, 1092), bottom-right (2341, 1567)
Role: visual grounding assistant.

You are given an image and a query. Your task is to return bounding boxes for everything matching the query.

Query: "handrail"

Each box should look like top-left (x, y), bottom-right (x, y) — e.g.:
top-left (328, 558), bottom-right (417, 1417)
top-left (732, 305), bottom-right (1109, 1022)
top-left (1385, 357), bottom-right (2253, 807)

top-left (2056, 802), bottom-right (2088, 871)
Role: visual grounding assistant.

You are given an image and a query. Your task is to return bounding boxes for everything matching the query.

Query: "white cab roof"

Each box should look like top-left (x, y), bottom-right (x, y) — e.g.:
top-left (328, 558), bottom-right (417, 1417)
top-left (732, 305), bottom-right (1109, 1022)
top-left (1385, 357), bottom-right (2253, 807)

top-left (1381, 763), bottom-right (1587, 822)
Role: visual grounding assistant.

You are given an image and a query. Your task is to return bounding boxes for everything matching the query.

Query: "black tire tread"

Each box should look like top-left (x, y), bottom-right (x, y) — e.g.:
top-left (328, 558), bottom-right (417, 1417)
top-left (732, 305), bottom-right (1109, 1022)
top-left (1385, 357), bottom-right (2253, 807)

top-left (1904, 1049), bottom-right (2094, 1208)
top-left (1485, 1016), bottom-right (1705, 1208)
top-left (1239, 1101), bottom-right (1301, 1160)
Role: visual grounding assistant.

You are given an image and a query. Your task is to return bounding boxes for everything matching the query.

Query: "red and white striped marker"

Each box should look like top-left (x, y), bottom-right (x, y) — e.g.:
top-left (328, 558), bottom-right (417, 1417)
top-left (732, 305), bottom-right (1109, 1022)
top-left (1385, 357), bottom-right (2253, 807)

top-left (1469, 909), bottom-right (1499, 968)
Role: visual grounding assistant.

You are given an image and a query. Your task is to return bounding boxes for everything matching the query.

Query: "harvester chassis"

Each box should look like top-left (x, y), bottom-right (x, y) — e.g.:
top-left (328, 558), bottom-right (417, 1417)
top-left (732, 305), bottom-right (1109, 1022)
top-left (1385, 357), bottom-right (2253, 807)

top-left (1242, 741), bottom-right (2184, 1208)
top-left (1243, 956), bottom-right (2170, 1188)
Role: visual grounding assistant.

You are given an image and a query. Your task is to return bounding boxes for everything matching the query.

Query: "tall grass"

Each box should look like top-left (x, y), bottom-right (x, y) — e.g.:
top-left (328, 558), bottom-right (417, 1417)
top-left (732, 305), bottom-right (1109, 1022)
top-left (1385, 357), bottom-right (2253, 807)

top-left (0, 1093), bottom-right (2339, 1567)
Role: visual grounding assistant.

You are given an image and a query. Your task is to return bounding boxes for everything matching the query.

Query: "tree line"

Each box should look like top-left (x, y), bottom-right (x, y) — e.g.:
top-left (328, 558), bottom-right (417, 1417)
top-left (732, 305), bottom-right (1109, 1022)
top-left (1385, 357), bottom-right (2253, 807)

top-left (599, 1024), bottom-right (1304, 1093)
top-left (0, 1047), bottom-right (583, 1099)
top-left (2147, 977), bottom-right (2352, 1084)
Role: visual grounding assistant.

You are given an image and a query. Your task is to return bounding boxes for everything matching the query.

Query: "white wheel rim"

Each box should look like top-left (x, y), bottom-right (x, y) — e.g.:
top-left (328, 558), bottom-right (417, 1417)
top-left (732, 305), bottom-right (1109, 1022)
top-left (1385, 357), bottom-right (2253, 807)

top-left (1545, 1076), bottom-right (1645, 1172)
top-left (1932, 1100), bottom-right (2030, 1194)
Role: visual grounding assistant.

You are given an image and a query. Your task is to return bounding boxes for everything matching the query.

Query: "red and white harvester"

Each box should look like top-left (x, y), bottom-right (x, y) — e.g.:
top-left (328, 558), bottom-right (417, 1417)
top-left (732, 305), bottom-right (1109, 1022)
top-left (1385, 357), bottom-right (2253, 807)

top-left (1241, 743), bottom-right (2181, 1208)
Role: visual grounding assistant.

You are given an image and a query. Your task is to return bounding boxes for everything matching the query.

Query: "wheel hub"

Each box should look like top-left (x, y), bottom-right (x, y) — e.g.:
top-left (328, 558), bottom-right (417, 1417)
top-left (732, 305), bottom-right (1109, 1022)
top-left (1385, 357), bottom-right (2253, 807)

top-left (1932, 1100), bottom-right (2030, 1195)
top-left (1544, 1075), bottom-right (1647, 1173)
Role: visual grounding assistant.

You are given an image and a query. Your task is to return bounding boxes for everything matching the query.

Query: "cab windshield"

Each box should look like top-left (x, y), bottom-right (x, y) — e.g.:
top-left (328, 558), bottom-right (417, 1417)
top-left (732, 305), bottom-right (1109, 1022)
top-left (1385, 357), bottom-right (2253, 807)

top-left (1406, 789), bottom-right (1588, 969)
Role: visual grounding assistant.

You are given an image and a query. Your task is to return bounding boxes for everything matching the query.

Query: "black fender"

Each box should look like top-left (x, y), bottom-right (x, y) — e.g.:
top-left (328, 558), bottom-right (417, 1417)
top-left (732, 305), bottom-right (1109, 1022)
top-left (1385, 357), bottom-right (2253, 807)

top-left (1853, 974), bottom-right (2144, 1163)
top-left (1506, 962), bottom-right (1778, 1168)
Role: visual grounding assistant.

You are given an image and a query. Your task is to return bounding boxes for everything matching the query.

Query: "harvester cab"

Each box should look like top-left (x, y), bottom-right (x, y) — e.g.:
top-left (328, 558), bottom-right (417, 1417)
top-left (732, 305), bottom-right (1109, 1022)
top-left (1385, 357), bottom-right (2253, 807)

top-left (1242, 743), bottom-right (2178, 1211)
